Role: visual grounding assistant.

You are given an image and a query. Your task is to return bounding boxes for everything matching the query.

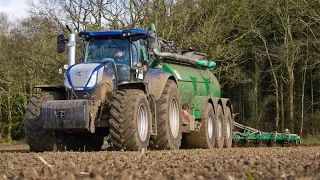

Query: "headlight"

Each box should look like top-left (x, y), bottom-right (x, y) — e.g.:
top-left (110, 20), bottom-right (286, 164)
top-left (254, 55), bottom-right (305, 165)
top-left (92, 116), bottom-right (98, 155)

top-left (85, 70), bottom-right (98, 89)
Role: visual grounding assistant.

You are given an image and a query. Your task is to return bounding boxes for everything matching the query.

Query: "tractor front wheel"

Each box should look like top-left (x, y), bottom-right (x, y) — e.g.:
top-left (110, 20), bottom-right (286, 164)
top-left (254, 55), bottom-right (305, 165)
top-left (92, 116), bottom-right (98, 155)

top-left (25, 92), bottom-right (61, 152)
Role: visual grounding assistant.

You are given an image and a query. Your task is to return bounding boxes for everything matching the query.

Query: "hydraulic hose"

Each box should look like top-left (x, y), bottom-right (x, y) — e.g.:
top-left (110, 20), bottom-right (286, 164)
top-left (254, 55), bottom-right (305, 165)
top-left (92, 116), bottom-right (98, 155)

top-left (152, 48), bottom-right (216, 68)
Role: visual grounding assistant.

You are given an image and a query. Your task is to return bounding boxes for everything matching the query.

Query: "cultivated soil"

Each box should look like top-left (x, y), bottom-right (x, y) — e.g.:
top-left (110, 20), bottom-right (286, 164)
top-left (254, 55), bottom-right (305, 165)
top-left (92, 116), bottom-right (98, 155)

top-left (0, 144), bottom-right (319, 180)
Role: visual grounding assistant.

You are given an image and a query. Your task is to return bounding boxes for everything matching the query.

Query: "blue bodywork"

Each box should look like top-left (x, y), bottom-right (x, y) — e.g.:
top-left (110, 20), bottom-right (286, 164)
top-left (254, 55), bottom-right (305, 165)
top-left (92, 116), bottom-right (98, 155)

top-left (65, 61), bottom-right (116, 91)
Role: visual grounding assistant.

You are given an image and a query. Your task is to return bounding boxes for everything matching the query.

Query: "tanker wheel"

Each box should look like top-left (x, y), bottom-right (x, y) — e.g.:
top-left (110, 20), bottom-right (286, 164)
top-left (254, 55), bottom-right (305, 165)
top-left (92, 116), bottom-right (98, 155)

top-left (214, 104), bottom-right (224, 148)
top-left (223, 106), bottom-right (233, 148)
top-left (25, 92), bottom-right (62, 152)
top-left (184, 103), bottom-right (216, 149)
top-left (151, 80), bottom-right (182, 150)
top-left (110, 89), bottom-right (151, 150)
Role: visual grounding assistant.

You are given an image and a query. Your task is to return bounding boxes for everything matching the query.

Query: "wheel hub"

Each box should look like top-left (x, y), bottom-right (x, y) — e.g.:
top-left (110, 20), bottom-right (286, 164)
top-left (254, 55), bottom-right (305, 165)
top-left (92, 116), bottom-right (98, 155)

top-left (218, 117), bottom-right (222, 139)
top-left (208, 117), bottom-right (213, 139)
top-left (227, 119), bottom-right (231, 139)
top-left (169, 98), bottom-right (179, 138)
top-left (137, 104), bottom-right (148, 141)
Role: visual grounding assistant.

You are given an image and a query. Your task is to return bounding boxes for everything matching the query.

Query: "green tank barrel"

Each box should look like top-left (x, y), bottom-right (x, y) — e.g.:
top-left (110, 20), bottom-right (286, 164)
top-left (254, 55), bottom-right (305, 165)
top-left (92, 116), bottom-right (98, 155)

top-left (161, 63), bottom-right (221, 108)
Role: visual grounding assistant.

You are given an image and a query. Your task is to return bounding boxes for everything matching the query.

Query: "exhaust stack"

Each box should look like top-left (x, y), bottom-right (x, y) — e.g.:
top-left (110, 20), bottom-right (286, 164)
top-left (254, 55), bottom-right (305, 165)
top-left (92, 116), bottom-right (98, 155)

top-left (67, 25), bottom-right (76, 66)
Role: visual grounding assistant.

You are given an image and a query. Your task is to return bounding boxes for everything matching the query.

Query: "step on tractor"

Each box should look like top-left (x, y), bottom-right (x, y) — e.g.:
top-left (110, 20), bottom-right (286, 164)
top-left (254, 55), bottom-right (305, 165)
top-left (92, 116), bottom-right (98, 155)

top-left (25, 24), bottom-right (300, 152)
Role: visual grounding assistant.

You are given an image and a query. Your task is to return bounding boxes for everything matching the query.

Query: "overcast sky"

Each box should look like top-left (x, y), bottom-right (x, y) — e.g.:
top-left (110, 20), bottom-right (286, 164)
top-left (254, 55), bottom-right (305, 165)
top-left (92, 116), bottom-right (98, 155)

top-left (0, 0), bottom-right (28, 19)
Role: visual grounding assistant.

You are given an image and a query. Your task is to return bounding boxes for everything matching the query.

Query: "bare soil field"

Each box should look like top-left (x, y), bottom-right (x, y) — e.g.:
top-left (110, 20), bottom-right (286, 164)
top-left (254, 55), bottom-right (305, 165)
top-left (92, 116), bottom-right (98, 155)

top-left (0, 144), bottom-right (320, 180)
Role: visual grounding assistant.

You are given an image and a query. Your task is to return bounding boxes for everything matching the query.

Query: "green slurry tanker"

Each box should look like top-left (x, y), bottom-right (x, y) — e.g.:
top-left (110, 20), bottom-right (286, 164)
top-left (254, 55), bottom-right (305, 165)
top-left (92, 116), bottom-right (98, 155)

top-left (25, 24), bottom-right (300, 152)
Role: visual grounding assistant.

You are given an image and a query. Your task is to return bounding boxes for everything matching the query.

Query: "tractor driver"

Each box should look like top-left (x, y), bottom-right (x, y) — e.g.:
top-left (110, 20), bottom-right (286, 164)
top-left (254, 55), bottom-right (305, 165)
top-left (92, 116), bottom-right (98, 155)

top-left (113, 47), bottom-right (130, 83)
top-left (113, 48), bottom-right (129, 65)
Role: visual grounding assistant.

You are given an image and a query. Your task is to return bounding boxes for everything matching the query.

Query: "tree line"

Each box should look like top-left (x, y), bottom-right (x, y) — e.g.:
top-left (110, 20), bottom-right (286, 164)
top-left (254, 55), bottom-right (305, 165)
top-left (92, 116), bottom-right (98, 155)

top-left (1, 0), bottom-right (320, 142)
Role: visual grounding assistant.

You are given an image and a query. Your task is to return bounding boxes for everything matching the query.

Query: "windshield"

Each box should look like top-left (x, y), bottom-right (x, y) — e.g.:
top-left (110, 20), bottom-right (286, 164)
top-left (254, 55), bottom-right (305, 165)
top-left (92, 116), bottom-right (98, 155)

top-left (84, 38), bottom-right (130, 65)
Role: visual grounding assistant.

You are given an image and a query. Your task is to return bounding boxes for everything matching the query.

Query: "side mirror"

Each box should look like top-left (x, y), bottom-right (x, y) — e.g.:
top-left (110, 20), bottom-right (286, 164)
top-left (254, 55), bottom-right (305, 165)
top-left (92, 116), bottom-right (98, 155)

top-left (57, 34), bottom-right (65, 53)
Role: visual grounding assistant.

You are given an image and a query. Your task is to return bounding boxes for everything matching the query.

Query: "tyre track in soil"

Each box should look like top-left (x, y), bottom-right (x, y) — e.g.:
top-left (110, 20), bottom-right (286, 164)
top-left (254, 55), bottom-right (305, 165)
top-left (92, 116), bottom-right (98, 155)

top-left (0, 144), bottom-right (320, 180)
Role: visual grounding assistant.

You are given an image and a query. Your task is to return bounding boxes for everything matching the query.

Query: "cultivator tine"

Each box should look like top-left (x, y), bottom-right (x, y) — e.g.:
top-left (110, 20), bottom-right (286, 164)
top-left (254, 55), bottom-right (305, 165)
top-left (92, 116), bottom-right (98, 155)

top-left (233, 122), bottom-right (300, 147)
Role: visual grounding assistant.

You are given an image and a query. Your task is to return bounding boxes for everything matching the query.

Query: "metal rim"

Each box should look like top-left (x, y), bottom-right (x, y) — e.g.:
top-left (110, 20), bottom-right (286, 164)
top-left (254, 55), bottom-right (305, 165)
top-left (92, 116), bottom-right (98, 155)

top-left (227, 117), bottom-right (231, 139)
top-left (169, 97), bottom-right (179, 138)
top-left (208, 117), bottom-right (213, 139)
top-left (218, 115), bottom-right (223, 139)
top-left (137, 104), bottom-right (148, 142)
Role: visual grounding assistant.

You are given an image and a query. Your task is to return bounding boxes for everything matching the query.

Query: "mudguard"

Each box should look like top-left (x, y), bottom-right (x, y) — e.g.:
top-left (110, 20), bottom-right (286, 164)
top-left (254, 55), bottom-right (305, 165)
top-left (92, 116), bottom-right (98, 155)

top-left (144, 68), bottom-right (174, 100)
top-left (118, 82), bottom-right (147, 93)
top-left (220, 98), bottom-right (233, 116)
top-left (190, 96), bottom-right (232, 119)
top-left (190, 96), bottom-right (218, 119)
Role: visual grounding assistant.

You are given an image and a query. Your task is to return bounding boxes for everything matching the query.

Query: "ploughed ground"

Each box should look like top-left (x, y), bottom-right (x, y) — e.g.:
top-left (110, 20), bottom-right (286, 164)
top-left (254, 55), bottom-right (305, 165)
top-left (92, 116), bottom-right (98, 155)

top-left (0, 144), bottom-right (319, 180)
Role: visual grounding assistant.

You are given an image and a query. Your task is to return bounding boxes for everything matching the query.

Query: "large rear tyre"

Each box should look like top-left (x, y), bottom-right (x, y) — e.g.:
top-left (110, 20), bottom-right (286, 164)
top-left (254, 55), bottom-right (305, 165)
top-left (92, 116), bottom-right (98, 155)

top-left (223, 106), bottom-right (233, 148)
top-left (151, 80), bottom-right (182, 150)
top-left (25, 92), bottom-right (60, 152)
top-left (110, 89), bottom-right (151, 150)
top-left (214, 104), bottom-right (224, 148)
top-left (184, 103), bottom-right (216, 149)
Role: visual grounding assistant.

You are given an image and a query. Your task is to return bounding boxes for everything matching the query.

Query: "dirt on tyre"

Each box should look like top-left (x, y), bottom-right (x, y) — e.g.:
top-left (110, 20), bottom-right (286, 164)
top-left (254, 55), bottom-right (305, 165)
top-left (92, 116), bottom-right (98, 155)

top-left (25, 92), bottom-right (61, 152)
top-left (151, 80), bottom-right (182, 150)
top-left (184, 103), bottom-right (216, 149)
top-left (214, 104), bottom-right (224, 148)
top-left (223, 106), bottom-right (233, 148)
top-left (109, 89), bottom-right (151, 150)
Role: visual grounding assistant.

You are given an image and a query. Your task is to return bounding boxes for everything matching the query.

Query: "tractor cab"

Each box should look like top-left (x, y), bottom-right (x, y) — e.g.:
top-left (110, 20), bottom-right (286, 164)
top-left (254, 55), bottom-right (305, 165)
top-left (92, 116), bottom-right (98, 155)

top-left (79, 29), bottom-right (148, 65)
top-left (57, 28), bottom-right (149, 88)
top-left (79, 29), bottom-right (149, 84)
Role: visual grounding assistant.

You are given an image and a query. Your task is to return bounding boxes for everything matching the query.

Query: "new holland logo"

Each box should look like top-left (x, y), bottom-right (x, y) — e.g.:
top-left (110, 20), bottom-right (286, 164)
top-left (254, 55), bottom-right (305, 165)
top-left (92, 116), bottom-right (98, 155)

top-left (77, 71), bottom-right (83, 76)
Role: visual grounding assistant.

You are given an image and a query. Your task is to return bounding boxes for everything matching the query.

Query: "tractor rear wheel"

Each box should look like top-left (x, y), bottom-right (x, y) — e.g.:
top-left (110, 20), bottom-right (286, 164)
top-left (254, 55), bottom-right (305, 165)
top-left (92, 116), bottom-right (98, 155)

top-left (214, 104), bottom-right (224, 148)
top-left (25, 92), bottom-right (61, 152)
top-left (109, 89), bottom-right (151, 150)
top-left (184, 103), bottom-right (216, 149)
top-left (223, 106), bottom-right (233, 148)
top-left (151, 80), bottom-right (182, 150)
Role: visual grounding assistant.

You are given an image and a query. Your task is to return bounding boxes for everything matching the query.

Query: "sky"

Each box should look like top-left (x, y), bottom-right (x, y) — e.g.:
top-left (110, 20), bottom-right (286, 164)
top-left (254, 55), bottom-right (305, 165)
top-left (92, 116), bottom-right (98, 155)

top-left (0, 0), bottom-right (28, 19)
